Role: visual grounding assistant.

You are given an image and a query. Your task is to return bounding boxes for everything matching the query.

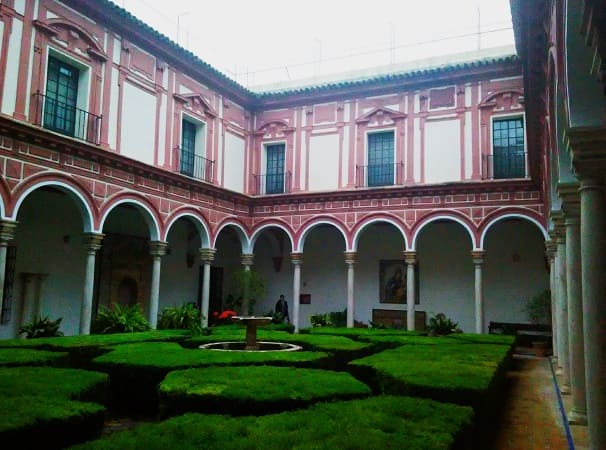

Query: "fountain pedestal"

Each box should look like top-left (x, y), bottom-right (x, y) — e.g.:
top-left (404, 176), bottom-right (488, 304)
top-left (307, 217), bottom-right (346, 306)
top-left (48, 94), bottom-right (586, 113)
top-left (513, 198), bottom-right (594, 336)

top-left (232, 316), bottom-right (272, 350)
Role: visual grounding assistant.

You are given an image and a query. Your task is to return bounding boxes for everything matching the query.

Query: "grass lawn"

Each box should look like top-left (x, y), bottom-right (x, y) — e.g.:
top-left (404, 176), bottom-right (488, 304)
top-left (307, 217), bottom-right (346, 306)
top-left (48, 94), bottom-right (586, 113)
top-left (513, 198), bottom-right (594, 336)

top-left (0, 348), bottom-right (69, 367)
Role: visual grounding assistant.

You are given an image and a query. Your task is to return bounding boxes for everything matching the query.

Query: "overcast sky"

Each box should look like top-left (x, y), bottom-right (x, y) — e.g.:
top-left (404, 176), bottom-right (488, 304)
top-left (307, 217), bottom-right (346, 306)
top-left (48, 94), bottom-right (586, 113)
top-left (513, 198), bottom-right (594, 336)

top-left (113, 0), bottom-right (515, 88)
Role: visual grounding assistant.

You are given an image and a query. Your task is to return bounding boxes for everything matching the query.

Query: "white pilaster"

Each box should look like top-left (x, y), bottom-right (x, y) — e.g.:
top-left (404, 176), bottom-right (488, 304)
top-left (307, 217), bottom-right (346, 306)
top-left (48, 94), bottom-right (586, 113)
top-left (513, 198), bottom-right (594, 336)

top-left (344, 252), bottom-right (356, 328)
top-left (79, 233), bottom-right (104, 335)
top-left (199, 248), bottom-right (216, 328)
top-left (404, 251), bottom-right (417, 331)
top-left (291, 253), bottom-right (303, 333)
top-left (471, 250), bottom-right (485, 334)
top-left (148, 241), bottom-right (168, 329)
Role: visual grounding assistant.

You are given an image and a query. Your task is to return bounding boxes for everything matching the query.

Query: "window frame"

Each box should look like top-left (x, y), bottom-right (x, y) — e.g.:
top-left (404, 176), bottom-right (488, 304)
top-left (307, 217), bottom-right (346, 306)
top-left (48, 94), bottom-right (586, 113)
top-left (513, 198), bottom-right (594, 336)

top-left (262, 140), bottom-right (286, 194)
top-left (179, 113), bottom-right (208, 179)
top-left (489, 113), bottom-right (528, 180)
top-left (365, 128), bottom-right (396, 187)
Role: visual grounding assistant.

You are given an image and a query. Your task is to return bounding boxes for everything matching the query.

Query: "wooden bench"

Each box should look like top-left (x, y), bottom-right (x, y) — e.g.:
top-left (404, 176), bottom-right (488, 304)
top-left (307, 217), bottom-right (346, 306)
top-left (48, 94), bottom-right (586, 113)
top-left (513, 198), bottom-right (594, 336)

top-left (371, 309), bottom-right (426, 330)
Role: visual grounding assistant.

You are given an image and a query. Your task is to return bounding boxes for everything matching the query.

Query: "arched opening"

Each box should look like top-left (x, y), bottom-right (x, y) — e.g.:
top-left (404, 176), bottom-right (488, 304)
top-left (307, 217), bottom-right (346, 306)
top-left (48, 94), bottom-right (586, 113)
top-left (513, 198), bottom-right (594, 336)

top-left (415, 219), bottom-right (475, 332)
top-left (97, 202), bottom-right (159, 319)
top-left (7, 186), bottom-right (90, 337)
top-left (483, 218), bottom-right (549, 326)
top-left (355, 221), bottom-right (407, 327)
top-left (297, 222), bottom-right (347, 328)
top-left (213, 224), bottom-right (249, 314)
top-left (250, 225), bottom-right (294, 318)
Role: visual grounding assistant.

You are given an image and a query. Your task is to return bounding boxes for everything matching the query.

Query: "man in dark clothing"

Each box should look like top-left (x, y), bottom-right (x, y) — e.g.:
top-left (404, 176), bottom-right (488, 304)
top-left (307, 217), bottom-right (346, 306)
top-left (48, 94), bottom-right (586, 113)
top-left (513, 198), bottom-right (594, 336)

top-left (275, 294), bottom-right (290, 323)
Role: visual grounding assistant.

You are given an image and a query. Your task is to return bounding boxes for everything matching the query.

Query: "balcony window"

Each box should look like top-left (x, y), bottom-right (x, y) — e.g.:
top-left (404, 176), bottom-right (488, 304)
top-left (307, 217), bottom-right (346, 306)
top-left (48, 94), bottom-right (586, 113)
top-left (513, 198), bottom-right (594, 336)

top-left (491, 117), bottom-right (526, 179)
top-left (367, 131), bottom-right (395, 187)
top-left (177, 118), bottom-right (213, 183)
top-left (265, 143), bottom-right (286, 194)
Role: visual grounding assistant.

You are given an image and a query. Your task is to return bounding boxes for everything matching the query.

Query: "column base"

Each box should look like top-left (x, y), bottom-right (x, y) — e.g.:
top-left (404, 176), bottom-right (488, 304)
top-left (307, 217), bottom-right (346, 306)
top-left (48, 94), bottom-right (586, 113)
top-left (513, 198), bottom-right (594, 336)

top-left (555, 367), bottom-right (564, 375)
top-left (567, 408), bottom-right (588, 425)
top-left (560, 383), bottom-right (571, 395)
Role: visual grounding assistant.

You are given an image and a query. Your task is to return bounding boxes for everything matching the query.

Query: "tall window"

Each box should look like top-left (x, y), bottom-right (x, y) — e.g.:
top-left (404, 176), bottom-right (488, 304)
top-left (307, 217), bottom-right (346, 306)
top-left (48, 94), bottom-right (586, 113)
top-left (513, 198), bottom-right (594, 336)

top-left (180, 120), bottom-right (196, 177)
top-left (368, 131), bottom-right (394, 187)
top-left (492, 117), bottom-right (525, 179)
top-left (44, 56), bottom-right (79, 136)
top-left (265, 143), bottom-right (285, 194)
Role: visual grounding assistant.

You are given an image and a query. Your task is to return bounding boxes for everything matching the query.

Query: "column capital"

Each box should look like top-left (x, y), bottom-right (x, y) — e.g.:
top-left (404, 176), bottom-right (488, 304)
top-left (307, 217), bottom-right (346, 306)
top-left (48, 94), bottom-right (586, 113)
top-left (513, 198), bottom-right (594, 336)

top-left (471, 250), bottom-right (486, 264)
top-left (579, 177), bottom-right (605, 191)
top-left (0, 220), bottom-right (17, 244)
top-left (149, 240), bottom-right (168, 257)
top-left (290, 252), bottom-right (303, 265)
top-left (557, 182), bottom-right (581, 218)
top-left (82, 233), bottom-right (104, 253)
top-left (344, 251), bottom-right (357, 265)
top-left (545, 239), bottom-right (557, 258)
top-left (199, 248), bottom-right (216, 263)
top-left (403, 250), bottom-right (417, 265)
top-left (564, 125), bottom-right (606, 180)
top-left (240, 253), bottom-right (254, 267)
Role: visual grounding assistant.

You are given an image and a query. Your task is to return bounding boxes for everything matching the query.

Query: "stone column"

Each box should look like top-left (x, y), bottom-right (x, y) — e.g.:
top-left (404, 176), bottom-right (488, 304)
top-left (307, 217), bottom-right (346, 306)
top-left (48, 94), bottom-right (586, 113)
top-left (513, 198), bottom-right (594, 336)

top-left (290, 252), bottom-right (303, 333)
top-left (404, 251), bottom-right (417, 331)
top-left (79, 233), bottom-right (104, 335)
top-left (555, 229), bottom-right (571, 394)
top-left (0, 220), bottom-right (17, 317)
top-left (579, 178), bottom-right (606, 448)
top-left (199, 248), bottom-right (216, 328)
top-left (545, 239), bottom-right (558, 361)
top-left (471, 250), bottom-right (486, 334)
top-left (344, 252), bottom-right (356, 328)
top-left (240, 253), bottom-right (254, 315)
top-left (565, 215), bottom-right (587, 424)
top-left (148, 241), bottom-right (168, 329)
top-left (19, 273), bottom-right (48, 327)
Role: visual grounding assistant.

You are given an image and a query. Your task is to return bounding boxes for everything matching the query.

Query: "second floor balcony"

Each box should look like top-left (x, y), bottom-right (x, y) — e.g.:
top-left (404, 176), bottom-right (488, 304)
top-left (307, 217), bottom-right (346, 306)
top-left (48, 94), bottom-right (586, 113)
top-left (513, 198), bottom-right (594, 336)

top-left (32, 91), bottom-right (101, 145)
top-left (356, 162), bottom-right (404, 188)
top-left (253, 171), bottom-right (292, 195)
top-left (482, 152), bottom-right (527, 180)
top-left (175, 148), bottom-right (214, 183)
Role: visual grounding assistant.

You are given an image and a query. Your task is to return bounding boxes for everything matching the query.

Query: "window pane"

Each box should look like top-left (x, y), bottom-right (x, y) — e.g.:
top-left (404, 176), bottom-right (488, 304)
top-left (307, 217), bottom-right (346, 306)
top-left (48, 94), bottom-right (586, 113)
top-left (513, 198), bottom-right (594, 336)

top-left (368, 131), bottom-right (394, 186)
top-left (492, 118), bottom-right (525, 179)
top-left (266, 144), bottom-right (285, 194)
top-left (44, 56), bottom-right (79, 137)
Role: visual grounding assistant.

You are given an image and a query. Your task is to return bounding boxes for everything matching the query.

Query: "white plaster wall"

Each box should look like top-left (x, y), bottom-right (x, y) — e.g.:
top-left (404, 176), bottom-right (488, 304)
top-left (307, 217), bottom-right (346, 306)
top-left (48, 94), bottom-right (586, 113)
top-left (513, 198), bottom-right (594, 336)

top-left (223, 132), bottom-right (245, 193)
top-left (108, 68), bottom-right (120, 149)
top-left (160, 220), bottom-right (200, 309)
top-left (424, 120), bottom-right (461, 183)
top-left (308, 134), bottom-right (339, 191)
top-left (1, 18), bottom-right (22, 116)
top-left (417, 222), bottom-right (475, 331)
top-left (120, 82), bottom-right (156, 165)
top-left (0, 190), bottom-right (87, 338)
top-left (484, 220), bottom-right (549, 329)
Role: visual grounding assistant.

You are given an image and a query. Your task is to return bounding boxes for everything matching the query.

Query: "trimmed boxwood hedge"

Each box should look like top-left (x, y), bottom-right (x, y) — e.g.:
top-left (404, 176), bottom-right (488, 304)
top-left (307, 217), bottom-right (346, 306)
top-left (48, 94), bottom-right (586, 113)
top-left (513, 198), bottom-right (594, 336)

top-left (0, 367), bottom-right (109, 449)
top-left (0, 348), bottom-right (69, 367)
top-left (158, 366), bottom-right (371, 417)
top-left (349, 342), bottom-right (513, 407)
top-left (91, 342), bottom-right (330, 413)
top-left (71, 396), bottom-right (474, 450)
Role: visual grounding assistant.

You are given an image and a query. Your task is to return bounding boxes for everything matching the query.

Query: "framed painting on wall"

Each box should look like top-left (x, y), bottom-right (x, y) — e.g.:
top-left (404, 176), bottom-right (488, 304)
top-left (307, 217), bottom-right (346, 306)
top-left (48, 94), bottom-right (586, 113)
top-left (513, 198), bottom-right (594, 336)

top-left (379, 260), bottom-right (420, 304)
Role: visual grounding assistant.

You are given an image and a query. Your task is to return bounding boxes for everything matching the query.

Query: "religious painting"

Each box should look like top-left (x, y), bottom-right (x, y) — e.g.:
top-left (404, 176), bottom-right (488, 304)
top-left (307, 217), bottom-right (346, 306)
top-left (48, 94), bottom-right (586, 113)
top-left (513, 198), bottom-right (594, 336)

top-left (300, 294), bottom-right (311, 305)
top-left (379, 260), bottom-right (420, 304)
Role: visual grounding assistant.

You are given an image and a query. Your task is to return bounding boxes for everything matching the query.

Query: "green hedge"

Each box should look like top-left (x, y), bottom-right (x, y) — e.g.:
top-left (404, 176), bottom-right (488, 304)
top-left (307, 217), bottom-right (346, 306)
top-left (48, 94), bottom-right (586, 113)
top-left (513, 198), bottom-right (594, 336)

top-left (349, 342), bottom-right (513, 407)
top-left (159, 366), bottom-right (371, 417)
top-left (72, 396), bottom-right (473, 450)
top-left (0, 367), bottom-right (108, 449)
top-left (0, 348), bottom-right (69, 367)
top-left (300, 326), bottom-right (419, 337)
top-left (91, 342), bottom-right (330, 413)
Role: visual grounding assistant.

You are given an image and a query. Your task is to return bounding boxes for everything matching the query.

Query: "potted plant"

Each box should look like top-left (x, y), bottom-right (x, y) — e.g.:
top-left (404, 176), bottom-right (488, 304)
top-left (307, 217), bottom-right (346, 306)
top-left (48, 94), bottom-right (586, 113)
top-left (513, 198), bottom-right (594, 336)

top-left (524, 289), bottom-right (552, 357)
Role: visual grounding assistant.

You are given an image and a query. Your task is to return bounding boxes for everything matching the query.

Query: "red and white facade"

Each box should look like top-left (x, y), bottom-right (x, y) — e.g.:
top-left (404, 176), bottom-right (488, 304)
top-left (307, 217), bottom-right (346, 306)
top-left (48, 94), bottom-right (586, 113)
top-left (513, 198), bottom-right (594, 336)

top-left (0, 0), bottom-right (549, 338)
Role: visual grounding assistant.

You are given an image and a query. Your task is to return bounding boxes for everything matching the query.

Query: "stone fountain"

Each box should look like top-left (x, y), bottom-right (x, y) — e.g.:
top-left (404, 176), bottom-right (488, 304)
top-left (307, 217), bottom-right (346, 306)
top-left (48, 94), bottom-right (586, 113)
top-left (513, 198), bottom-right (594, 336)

top-left (232, 316), bottom-right (272, 350)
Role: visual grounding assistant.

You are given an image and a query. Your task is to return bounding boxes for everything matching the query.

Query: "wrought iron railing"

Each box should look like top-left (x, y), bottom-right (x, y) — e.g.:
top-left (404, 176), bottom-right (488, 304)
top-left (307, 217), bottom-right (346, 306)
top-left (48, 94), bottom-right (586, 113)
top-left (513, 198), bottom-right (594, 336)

top-left (253, 171), bottom-right (291, 195)
top-left (175, 147), bottom-right (214, 183)
top-left (482, 152), bottom-right (527, 180)
top-left (355, 162), bottom-right (404, 187)
top-left (32, 91), bottom-right (101, 145)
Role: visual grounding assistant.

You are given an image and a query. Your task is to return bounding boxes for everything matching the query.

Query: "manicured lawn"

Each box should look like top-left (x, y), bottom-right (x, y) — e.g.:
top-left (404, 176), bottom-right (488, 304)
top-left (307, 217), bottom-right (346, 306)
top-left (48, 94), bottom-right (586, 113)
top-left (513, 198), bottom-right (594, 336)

top-left (71, 396), bottom-right (474, 450)
top-left (0, 348), bottom-right (69, 367)
top-left (159, 366), bottom-right (371, 416)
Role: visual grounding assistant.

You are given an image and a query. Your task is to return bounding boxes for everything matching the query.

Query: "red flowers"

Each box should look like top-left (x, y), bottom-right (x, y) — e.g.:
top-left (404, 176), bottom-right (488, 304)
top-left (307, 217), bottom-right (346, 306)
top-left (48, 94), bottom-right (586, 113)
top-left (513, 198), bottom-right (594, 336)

top-left (218, 310), bottom-right (237, 320)
top-left (213, 311), bottom-right (219, 317)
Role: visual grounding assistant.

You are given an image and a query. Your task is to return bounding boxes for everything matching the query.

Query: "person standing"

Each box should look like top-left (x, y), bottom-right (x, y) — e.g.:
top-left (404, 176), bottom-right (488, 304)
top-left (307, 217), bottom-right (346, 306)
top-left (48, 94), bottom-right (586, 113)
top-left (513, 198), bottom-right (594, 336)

top-left (275, 294), bottom-right (290, 323)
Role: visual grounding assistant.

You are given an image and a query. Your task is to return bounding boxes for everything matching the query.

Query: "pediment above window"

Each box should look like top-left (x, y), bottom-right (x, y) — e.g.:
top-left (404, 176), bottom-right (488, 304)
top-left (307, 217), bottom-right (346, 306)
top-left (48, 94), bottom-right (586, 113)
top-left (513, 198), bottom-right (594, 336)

top-left (355, 106), bottom-right (406, 124)
top-left (33, 19), bottom-right (107, 61)
top-left (479, 90), bottom-right (525, 111)
top-left (173, 93), bottom-right (217, 118)
top-left (254, 120), bottom-right (295, 137)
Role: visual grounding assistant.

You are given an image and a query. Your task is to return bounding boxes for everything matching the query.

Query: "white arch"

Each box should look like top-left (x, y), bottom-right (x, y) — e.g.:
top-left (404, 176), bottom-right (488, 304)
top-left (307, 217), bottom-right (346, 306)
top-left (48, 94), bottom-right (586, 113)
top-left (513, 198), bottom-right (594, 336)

top-left (99, 199), bottom-right (161, 241)
top-left (479, 213), bottom-right (548, 249)
top-left (351, 217), bottom-right (408, 251)
top-left (250, 223), bottom-right (295, 253)
top-left (296, 220), bottom-right (348, 253)
top-left (411, 215), bottom-right (477, 250)
top-left (12, 180), bottom-right (94, 232)
top-left (164, 212), bottom-right (211, 248)
top-left (213, 221), bottom-right (251, 253)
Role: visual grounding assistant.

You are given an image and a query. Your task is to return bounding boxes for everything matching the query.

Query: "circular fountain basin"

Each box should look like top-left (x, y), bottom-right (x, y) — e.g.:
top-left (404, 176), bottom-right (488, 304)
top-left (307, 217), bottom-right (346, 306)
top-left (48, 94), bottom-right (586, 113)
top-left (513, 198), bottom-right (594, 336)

top-left (199, 341), bottom-right (302, 352)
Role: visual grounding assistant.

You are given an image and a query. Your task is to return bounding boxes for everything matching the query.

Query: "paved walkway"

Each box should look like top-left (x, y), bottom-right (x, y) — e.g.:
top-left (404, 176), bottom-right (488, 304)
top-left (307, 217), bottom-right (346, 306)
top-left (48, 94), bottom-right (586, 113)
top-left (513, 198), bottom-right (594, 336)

top-left (491, 355), bottom-right (569, 450)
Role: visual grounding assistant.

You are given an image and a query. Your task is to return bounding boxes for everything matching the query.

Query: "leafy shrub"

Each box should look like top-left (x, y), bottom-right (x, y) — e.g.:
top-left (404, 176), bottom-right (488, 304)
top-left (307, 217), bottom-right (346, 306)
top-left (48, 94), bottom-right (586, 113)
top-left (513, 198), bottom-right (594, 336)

top-left (310, 309), bottom-right (347, 328)
top-left (525, 289), bottom-right (551, 325)
top-left (427, 313), bottom-right (460, 336)
top-left (230, 270), bottom-right (266, 314)
top-left (158, 304), bottom-right (203, 335)
top-left (19, 316), bottom-right (63, 338)
top-left (92, 304), bottom-right (151, 334)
